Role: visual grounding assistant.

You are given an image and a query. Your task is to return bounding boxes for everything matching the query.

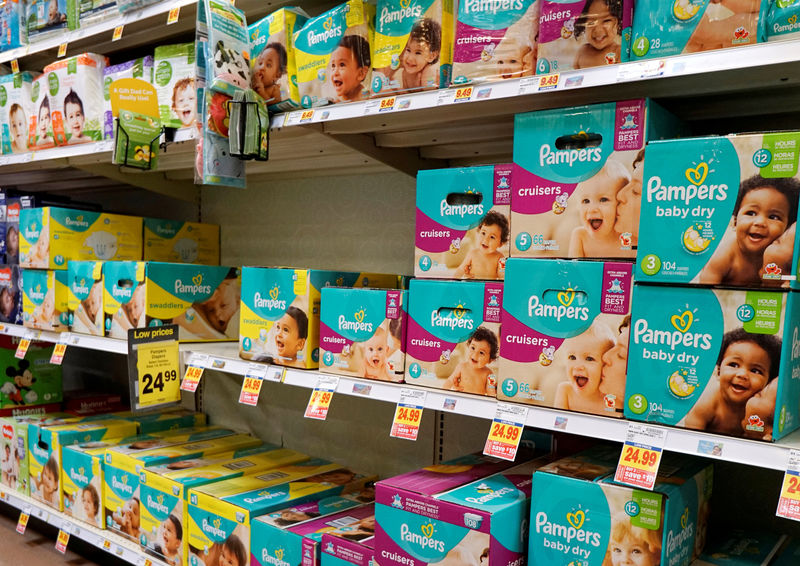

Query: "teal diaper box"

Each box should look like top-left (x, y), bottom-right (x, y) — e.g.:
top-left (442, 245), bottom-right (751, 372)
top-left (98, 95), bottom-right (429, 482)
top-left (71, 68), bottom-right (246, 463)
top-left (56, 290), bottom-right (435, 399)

top-left (625, 284), bottom-right (800, 441)
top-left (694, 530), bottom-right (787, 565)
top-left (766, 0), bottom-right (800, 42)
top-left (636, 132), bottom-right (800, 289)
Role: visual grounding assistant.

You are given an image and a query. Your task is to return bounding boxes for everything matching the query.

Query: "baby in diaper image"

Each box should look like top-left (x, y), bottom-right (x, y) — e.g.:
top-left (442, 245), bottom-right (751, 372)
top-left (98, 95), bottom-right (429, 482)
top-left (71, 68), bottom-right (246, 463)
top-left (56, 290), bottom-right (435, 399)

top-left (696, 175), bottom-right (799, 287)
top-left (682, 328), bottom-right (781, 438)
top-left (65, 483), bottom-right (100, 526)
top-left (34, 96), bottom-right (54, 149)
top-left (258, 304), bottom-right (308, 368)
top-left (573, 0), bottom-right (624, 68)
top-left (32, 455), bottom-right (59, 506)
top-left (684, 0), bottom-right (762, 53)
top-left (174, 273), bottom-right (240, 339)
top-left (361, 326), bottom-right (392, 381)
top-left (32, 286), bottom-right (56, 327)
top-left (554, 322), bottom-right (616, 413)
top-left (606, 511), bottom-right (662, 566)
top-left (376, 18), bottom-right (442, 93)
top-left (151, 514), bottom-right (182, 566)
top-left (190, 531), bottom-right (247, 566)
top-left (442, 326), bottom-right (499, 395)
top-left (9, 103), bottom-right (28, 153)
top-left (111, 496), bottom-right (141, 540)
top-left (63, 89), bottom-right (92, 145)
top-left (172, 78), bottom-right (196, 128)
top-left (111, 283), bottom-right (145, 335)
top-left (252, 43), bottom-right (286, 104)
top-left (328, 35), bottom-right (371, 102)
top-left (453, 211), bottom-right (510, 280)
top-left (73, 279), bottom-right (102, 334)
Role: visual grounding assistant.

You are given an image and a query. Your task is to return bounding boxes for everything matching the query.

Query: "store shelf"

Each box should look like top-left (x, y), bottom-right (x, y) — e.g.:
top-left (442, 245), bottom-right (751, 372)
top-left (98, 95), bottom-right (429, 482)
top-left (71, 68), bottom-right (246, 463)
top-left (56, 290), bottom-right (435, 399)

top-left (0, 488), bottom-right (169, 566)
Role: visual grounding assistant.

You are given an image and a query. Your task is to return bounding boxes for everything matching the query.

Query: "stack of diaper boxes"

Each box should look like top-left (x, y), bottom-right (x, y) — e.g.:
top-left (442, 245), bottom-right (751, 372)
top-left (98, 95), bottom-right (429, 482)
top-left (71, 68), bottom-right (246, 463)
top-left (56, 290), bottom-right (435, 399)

top-left (625, 131), bottom-right (800, 442)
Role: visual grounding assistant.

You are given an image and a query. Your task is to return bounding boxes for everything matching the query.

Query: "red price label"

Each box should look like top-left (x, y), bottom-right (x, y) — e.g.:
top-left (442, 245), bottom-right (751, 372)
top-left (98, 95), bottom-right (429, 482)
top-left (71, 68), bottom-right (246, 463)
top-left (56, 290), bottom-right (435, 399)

top-left (181, 365), bottom-right (204, 392)
top-left (379, 97), bottom-right (396, 112)
top-left (239, 376), bottom-right (263, 406)
top-left (16, 511), bottom-right (29, 535)
top-left (538, 73), bottom-right (560, 90)
top-left (50, 343), bottom-right (67, 365)
top-left (305, 388), bottom-right (334, 420)
top-left (615, 443), bottom-right (663, 490)
top-left (112, 25), bottom-right (124, 41)
top-left (777, 456), bottom-right (800, 522)
top-left (55, 529), bottom-right (70, 554)
top-left (453, 87), bottom-right (473, 102)
top-left (167, 6), bottom-right (180, 24)
top-left (391, 405), bottom-right (422, 441)
top-left (300, 110), bottom-right (314, 122)
top-left (15, 338), bottom-right (30, 359)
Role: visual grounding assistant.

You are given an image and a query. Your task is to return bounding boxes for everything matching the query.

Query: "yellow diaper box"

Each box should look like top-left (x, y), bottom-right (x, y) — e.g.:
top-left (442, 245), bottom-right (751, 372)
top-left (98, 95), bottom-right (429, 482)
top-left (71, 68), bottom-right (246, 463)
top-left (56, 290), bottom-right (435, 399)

top-left (20, 207), bottom-right (143, 269)
top-left (67, 260), bottom-right (104, 336)
top-left (144, 219), bottom-right (221, 265)
top-left (21, 269), bottom-right (69, 331)
top-left (240, 268), bottom-right (400, 368)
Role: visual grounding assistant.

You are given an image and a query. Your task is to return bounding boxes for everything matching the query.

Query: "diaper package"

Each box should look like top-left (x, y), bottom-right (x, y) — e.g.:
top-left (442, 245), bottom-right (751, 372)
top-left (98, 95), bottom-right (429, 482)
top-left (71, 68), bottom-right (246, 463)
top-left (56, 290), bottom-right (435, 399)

top-left (249, 7), bottom-right (310, 111)
top-left (154, 43), bottom-right (196, 129)
top-left (371, 0), bottom-right (454, 95)
top-left (29, 74), bottom-right (56, 150)
top-left (320, 287), bottom-right (407, 381)
top-left (452, 0), bottom-right (539, 85)
top-left (767, 0), bottom-right (800, 42)
top-left (67, 260), bottom-right (103, 335)
top-left (529, 449), bottom-right (713, 566)
top-left (42, 53), bottom-right (106, 145)
top-left (140, 446), bottom-right (308, 565)
top-left (113, 409), bottom-right (206, 435)
top-left (416, 164), bottom-right (511, 279)
top-left (0, 335), bottom-right (63, 409)
top-left (293, 0), bottom-right (372, 107)
top-left (26, 0), bottom-right (78, 39)
top-left (694, 530), bottom-right (787, 566)
top-left (498, 259), bottom-right (632, 416)
top-left (20, 207), bottom-right (143, 269)
top-left (5, 196), bottom-right (32, 264)
top-left (102, 56), bottom-right (155, 139)
top-left (29, 418), bottom-right (138, 510)
top-left (77, 0), bottom-right (118, 26)
top-left (21, 268), bottom-right (69, 331)
top-left (252, 501), bottom-right (375, 566)
top-left (630, 0), bottom-right (766, 61)
top-left (625, 284), bottom-right (800, 441)
top-left (143, 218), bottom-right (220, 264)
top-left (0, 72), bottom-right (35, 154)
top-left (102, 260), bottom-right (145, 338)
top-left (186, 461), bottom-right (375, 566)
top-left (511, 99), bottom-right (684, 258)
top-left (0, 0), bottom-right (27, 51)
top-left (320, 510), bottom-right (376, 566)
top-left (0, 264), bottom-right (22, 323)
top-left (239, 268), bottom-right (399, 368)
top-left (404, 279), bottom-right (503, 395)
top-left (374, 453), bottom-right (533, 566)
top-left (0, 415), bottom-right (31, 495)
top-left (636, 132), bottom-right (800, 288)
top-left (536, 0), bottom-right (634, 74)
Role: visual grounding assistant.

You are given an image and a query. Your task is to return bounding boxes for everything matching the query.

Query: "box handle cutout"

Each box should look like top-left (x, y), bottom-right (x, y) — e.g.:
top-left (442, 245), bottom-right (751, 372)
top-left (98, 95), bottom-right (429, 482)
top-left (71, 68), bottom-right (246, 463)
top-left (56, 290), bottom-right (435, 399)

top-left (436, 306), bottom-right (473, 318)
top-left (446, 192), bottom-right (483, 206)
top-left (555, 132), bottom-right (602, 151)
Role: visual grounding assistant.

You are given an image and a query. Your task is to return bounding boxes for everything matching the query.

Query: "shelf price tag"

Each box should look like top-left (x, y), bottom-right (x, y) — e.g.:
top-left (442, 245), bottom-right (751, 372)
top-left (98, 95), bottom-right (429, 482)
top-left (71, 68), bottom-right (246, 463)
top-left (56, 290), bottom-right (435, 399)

top-left (15, 335), bottom-right (32, 359)
top-left (112, 25), bottom-right (124, 41)
top-left (181, 354), bottom-right (208, 393)
top-left (776, 449), bottom-right (800, 521)
top-left (614, 423), bottom-right (667, 491)
top-left (10, 59), bottom-right (19, 74)
top-left (453, 86), bottom-right (473, 103)
top-left (305, 375), bottom-right (339, 420)
top-left (265, 365), bottom-right (285, 383)
top-left (16, 507), bottom-right (30, 534)
top-left (49, 333), bottom-right (70, 365)
top-left (484, 403), bottom-right (528, 461)
top-left (517, 77), bottom-right (538, 95)
top-left (58, 42), bottom-right (68, 58)
top-left (436, 89), bottom-right (455, 106)
top-left (379, 96), bottom-right (396, 112)
top-left (239, 364), bottom-right (267, 406)
top-left (538, 73), bottom-right (560, 91)
top-left (390, 389), bottom-right (426, 441)
top-left (127, 325), bottom-right (181, 411)
top-left (55, 525), bottom-right (70, 554)
top-left (167, 6), bottom-right (180, 24)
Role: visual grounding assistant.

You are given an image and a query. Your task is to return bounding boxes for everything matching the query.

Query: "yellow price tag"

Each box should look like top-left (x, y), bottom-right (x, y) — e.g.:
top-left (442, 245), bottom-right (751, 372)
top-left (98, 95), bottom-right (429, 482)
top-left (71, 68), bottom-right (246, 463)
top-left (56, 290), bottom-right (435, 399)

top-left (167, 6), bottom-right (180, 24)
top-left (305, 376), bottom-right (338, 420)
top-left (239, 376), bottom-right (263, 406)
top-left (453, 87), bottom-right (473, 102)
top-left (390, 389), bottom-right (426, 441)
top-left (181, 364), bottom-right (204, 392)
top-left (483, 403), bottom-right (527, 461)
top-left (57, 43), bottom-right (68, 58)
top-left (14, 338), bottom-right (30, 359)
top-left (379, 97), bottom-right (396, 112)
top-left (55, 528), bottom-right (70, 553)
top-left (538, 73), bottom-right (560, 91)
top-left (777, 450), bottom-right (800, 520)
top-left (16, 511), bottom-right (29, 534)
top-left (299, 110), bottom-right (314, 123)
top-left (614, 424), bottom-right (666, 490)
top-left (103, 540), bottom-right (111, 550)
top-left (112, 25), bottom-right (124, 41)
top-left (50, 342), bottom-right (67, 365)
top-left (128, 326), bottom-right (181, 410)
top-left (10, 59), bottom-right (19, 74)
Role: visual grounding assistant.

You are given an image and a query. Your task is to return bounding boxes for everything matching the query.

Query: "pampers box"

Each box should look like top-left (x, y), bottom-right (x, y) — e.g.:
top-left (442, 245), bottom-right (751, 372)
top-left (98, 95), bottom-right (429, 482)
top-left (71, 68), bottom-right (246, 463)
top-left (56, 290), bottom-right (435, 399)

top-left (21, 268), bottom-right (69, 331)
top-left (102, 260), bottom-right (145, 338)
top-left (249, 7), bottom-right (310, 111)
top-left (536, 0), bottom-right (634, 74)
top-left (405, 279), bottom-right (503, 395)
top-left (102, 57), bottom-right (155, 140)
top-left (293, 0), bottom-right (372, 107)
top-left (529, 450), bottom-right (713, 566)
top-left (498, 259), bottom-right (632, 416)
top-left (19, 207), bottom-right (143, 269)
top-left (694, 530), bottom-right (787, 566)
top-left (371, 0), bottom-right (454, 96)
top-left (239, 268), bottom-right (398, 368)
top-left (321, 510), bottom-right (376, 566)
top-left (43, 53), bottom-right (107, 145)
top-left (512, 99), bottom-right (684, 259)
top-left (767, 0), bottom-right (800, 42)
top-left (636, 132), bottom-right (800, 289)
top-left (154, 42), bottom-right (196, 129)
top-left (416, 165), bottom-right (511, 280)
top-left (67, 260), bottom-right (103, 335)
top-left (451, 0), bottom-right (539, 85)
top-left (625, 285), bottom-right (800, 441)
top-left (0, 72), bottom-right (35, 154)
top-left (630, 0), bottom-right (766, 61)
top-left (0, 334), bottom-right (63, 409)
top-left (320, 287), bottom-right (407, 381)
top-left (143, 218), bottom-right (220, 265)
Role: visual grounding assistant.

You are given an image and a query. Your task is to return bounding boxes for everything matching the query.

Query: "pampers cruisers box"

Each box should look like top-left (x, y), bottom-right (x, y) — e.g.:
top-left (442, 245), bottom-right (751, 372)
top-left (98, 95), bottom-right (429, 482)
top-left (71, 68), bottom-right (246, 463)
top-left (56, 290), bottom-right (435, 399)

top-left (415, 165), bottom-right (511, 280)
top-left (529, 450), bottom-right (713, 566)
top-left (635, 133), bottom-right (800, 289)
top-left (625, 284), bottom-right (800, 441)
top-left (320, 287), bottom-right (407, 381)
top-left (321, 511), bottom-right (376, 566)
top-left (21, 268), bottom-right (69, 331)
top-left (20, 207), bottom-right (142, 269)
top-left (498, 259), bottom-right (632, 416)
top-left (239, 268), bottom-right (398, 368)
top-left (67, 260), bottom-right (103, 335)
top-left (511, 99), bottom-right (684, 259)
top-left (405, 279), bottom-right (503, 395)
top-left (143, 219), bottom-right (221, 265)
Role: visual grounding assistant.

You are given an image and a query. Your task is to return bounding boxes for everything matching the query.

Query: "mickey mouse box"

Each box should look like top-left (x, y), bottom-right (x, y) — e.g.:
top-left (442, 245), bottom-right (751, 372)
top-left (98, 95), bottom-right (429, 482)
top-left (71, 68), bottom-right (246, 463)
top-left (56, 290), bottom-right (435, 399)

top-left (0, 335), bottom-right (62, 410)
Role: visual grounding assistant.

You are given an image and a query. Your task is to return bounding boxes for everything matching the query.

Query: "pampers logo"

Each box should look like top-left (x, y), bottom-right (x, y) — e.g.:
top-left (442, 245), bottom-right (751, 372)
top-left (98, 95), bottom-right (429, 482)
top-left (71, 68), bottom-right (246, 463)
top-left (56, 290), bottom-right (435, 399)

top-left (527, 289), bottom-right (589, 322)
top-left (24, 221), bottom-right (40, 240)
top-left (30, 284), bottom-right (45, 301)
top-left (539, 135), bottom-right (603, 167)
top-left (646, 161), bottom-right (728, 205)
top-left (244, 489), bottom-right (286, 504)
top-left (155, 223), bottom-right (177, 236)
top-left (308, 17), bottom-right (342, 45)
top-left (775, 14), bottom-right (800, 33)
top-left (146, 494), bottom-right (170, 516)
top-left (64, 215), bottom-right (89, 228)
top-left (254, 285), bottom-right (287, 310)
top-left (466, 485), bottom-right (515, 504)
top-left (440, 193), bottom-right (484, 217)
top-left (175, 274), bottom-right (212, 295)
top-left (462, 0), bottom-right (524, 14)
top-left (339, 309), bottom-right (373, 332)
top-left (633, 308), bottom-right (713, 351)
top-left (111, 474), bottom-right (133, 495)
top-left (379, 0), bottom-right (423, 27)
top-left (261, 548), bottom-right (290, 566)
top-left (72, 278), bottom-right (89, 295)
top-left (400, 523), bottom-right (446, 553)
top-left (431, 304), bottom-right (475, 330)
top-left (535, 510), bottom-right (602, 548)
top-left (112, 285), bottom-right (133, 300)
top-left (69, 467), bottom-right (89, 485)
top-left (666, 507), bottom-right (694, 554)
top-left (202, 517), bottom-right (227, 539)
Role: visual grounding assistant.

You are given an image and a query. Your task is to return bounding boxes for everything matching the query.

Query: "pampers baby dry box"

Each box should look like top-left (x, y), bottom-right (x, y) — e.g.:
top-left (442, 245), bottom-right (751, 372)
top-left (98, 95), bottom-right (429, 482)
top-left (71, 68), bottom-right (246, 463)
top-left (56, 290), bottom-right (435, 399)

top-left (630, 0), bottom-right (766, 61)
top-left (511, 99), bottom-right (684, 259)
top-left (416, 165), bottom-right (511, 280)
top-left (452, 0), bottom-right (539, 85)
top-left (635, 132), bottom-right (800, 289)
top-left (498, 258), bottom-right (632, 416)
top-left (625, 284), bottom-right (800, 441)
top-left (405, 279), bottom-right (503, 395)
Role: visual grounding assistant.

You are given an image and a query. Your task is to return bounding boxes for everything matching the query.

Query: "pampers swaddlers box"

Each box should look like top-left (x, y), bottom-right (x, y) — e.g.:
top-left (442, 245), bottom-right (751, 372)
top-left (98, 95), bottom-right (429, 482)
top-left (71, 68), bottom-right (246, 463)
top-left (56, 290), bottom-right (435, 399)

top-left (512, 99), bottom-right (684, 259)
top-left (102, 57), bottom-right (154, 140)
top-left (371, 0), bottom-right (454, 95)
top-left (102, 261), bottom-right (145, 338)
top-left (67, 260), bottom-right (103, 335)
top-left (452, 0), bottom-right (539, 85)
top-left (498, 259), bottom-right (632, 416)
top-left (536, 0), bottom-right (633, 74)
top-left (630, 0), bottom-right (766, 61)
top-left (416, 165), bottom-right (511, 280)
top-left (21, 268), bottom-right (69, 331)
top-left (625, 284), bottom-right (800, 441)
top-left (293, 0), bottom-right (372, 107)
top-left (405, 279), bottom-right (503, 395)
top-left (0, 73), bottom-right (35, 154)
top-left (240, 268), bottom-right (398, 368)
top-left (143, 218), bottom-right (220, 265)
top-left (636, 133), bottom-right (800, 289)
top-left (320, 287), bottom-right (407, 381)
top-left (19, 207), bottom-right (143, 269)
top-left (43, 53), bottom-right (107, 145)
